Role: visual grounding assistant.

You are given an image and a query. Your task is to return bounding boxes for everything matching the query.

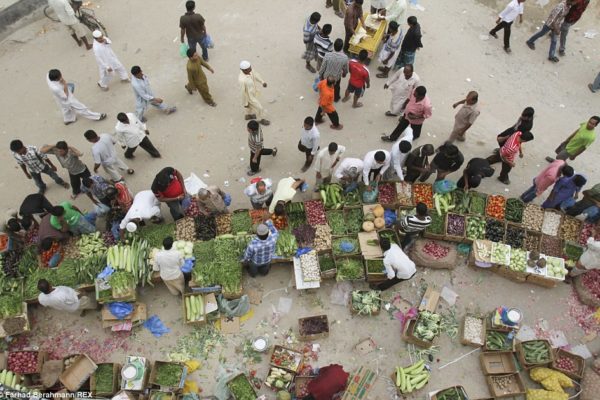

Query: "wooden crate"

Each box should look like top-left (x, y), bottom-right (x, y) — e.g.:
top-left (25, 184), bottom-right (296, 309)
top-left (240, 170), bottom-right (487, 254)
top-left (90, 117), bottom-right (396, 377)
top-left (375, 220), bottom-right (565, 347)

top-left (526, 272), bottom-right (559, 288)
top-left (318, 251), bottom-right (336, 279)
top-left (552, 348), bottom-right (585, 380)
top-left (226, 373), bottom-right (257, 400)
top-left (460, 314), bottom-right (485, 347)
top-left (0, 302), bottom-right (29, 338)
top-left (294, 375), bottom-right (316, 397)
top-left (59, 354), bottom-right (98, 392)
top-left (517, 340), bottom-right (554, 369)
top-left (333, 255), bottom-right (365, 281)
top-left (484, 329), bottom-right (516, 352)
top-left (364, 258), bottom-right (386, 283)
top-left (444, 213), bottom-right (467, 243)
top-left (485, 194), bottom-right (507, 221)
top-left (90, 363), bottom-right (121, 397)
top-left (298, 315), bottom-right (329, 341)
top-left (270, 345), bottom-right (303, 374)
top-left (541, 209), bottom-right (563, 237)
top-left (486, 373), bottom-right (526, 398)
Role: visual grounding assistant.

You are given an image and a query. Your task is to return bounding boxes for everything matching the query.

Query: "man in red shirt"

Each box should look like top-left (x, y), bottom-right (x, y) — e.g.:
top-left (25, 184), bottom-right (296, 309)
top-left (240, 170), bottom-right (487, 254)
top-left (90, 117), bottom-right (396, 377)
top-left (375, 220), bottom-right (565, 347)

top-left (342, 50), bottom-right (370, 108)
top-left (305, 364), bottom-right (349, 400)
top-left (151, 167), bottom-right (187, 221)
top-left (486, 130), bottom-right (534, 184)
top-left (559, 0), bottom-right (589, 56)
top-left (316, 76), bottom-right (343, 130)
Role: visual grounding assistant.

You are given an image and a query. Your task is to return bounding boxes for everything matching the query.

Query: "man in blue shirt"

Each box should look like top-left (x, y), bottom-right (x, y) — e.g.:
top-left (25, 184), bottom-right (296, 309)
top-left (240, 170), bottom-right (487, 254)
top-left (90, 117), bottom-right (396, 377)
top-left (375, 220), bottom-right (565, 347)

top-left (542, 174), bottom-right (586, 210)
top-left (242, 220), bottom-right (279, 277)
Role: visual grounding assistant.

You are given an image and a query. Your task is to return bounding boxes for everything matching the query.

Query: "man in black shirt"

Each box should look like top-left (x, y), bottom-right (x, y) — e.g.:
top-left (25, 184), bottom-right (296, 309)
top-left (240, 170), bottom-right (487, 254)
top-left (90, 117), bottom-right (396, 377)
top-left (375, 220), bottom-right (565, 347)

top-left (404, 144), bottom-right (434, 183)
top-left (394, 16), bottom-right (423, 69)
top-left (457, 158), bottom-right (495, 190)
top-left (426, 143), bottom-right (464, 182)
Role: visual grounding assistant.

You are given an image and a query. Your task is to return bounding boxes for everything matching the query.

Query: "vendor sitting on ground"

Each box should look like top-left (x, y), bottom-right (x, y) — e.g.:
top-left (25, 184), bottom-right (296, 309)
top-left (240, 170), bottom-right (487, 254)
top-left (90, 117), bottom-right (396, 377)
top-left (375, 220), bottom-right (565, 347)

top-left (197, 186), bottom-right (227, 216)
top-left (569, 228), bottom-right (600, 277)
top-left (242, 218), bottom-right (279, 277)
top-left (37, 278), bottom-right (96, 316)
top-left (370, 238), bottom-right (416, 291)
top-left (303, 364), bottom-right (349, 400)
top-left (38, 213), bottom-right (69, 245)
top-left (38, 237), bottom-right (63, 268)
top-left (49, 202), bottom-right (96, 235)
top-left (153, 236), bottom-right (185, 296)
top-left (397, 202), bottom-right (431, 249)
top-left (244, 178), bottom-right (274, 209)
top-left (268, 177), bottom-right (306, 214)
top-left (118, 190), bottom-right (163, 239)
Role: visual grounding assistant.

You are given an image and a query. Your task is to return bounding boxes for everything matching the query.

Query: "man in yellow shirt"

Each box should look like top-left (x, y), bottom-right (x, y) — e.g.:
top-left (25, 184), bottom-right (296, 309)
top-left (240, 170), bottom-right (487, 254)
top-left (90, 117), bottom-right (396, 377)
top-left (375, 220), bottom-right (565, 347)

top-left (185, 48), bottom-right (216, 107)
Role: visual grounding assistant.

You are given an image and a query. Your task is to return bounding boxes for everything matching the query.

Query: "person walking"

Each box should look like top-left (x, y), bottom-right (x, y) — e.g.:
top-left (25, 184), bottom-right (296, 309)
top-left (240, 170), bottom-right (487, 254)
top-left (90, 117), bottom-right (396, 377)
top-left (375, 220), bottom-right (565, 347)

top-left (546, 116), bottom-right (599, 162)
top-left (425, 143), bottom-right (464, 182)
top-left (342, 50), bottom-right (370, 108)
top-left (589, 72), bottom-right (600, 93)
top-left (334, 158), bottom-right (364, 190)
top-left (40, 141), bottom-right (90, 199)
top-left (559, 0), bottom-right (589, 56)
top-left (302, 12), bottom-right (322, 73)
top-left (394, 16), bottom-right (423, 69)
top-left (115, 112), bottom-right (161, 159)
top-left (397, 202), bottom-right (431, 248)
top-left (363, 150), bottom-right (391, 186)
top-left (314, 142), bottom-right (346, 188)
top-left (404, 144), bottom-right (435, 183)
top-left (370, 238), bottom-right (416, 291)
top-left (131, 66), bottom-right (176, 122)
top-left (10, 140), bottom-right (69, 194)
top-left (542, 174), bottom-right (587, 210)
top-left (521, 162), bottom-right (573, 203)
top-left (344, 0), bottom-right (366, 52)
top-left (47, 69), bottom-right (106, 125)
top-left (247, 120), bottom-right (277, 176)
top-left (330, 0), bottom-right (351, 18)
top-left (151, 167), bottom-right (187, 221)
top-left (185, 48), bottom-right (216, 107)
top-left (526, 0), bottom-right (574, 63)
top-left (313, 24), bottom-right (334, 71)
top-left (84, 130), bottom-right (134, 183)
top-left (486, 129), bottom-right (534, 185)
top-left (37, 279), bottom-right (95, 315)
top-left (384, 64), bottom-right (420, 117)
top-left (92, 30), bottom-right (129, 91)
top-left (180, 0), bottom-right (210, 61)
top-left (242, 219), bottom-right (279, 278)
top-left (244, 179), bottom-right (274, 209)
top-left (456, 158), bottom-right (495, 190)
top-left (488, 0), bottom-right (525, 54)
top-left (239, 61), bottom-right (270, 126)
top-left (299, 117), bottom-right (321, 172)
top-left (376, 22), bottom-right (403, 79)
top-left (316, 76), bottom-right (344, 130)
top-left (153, 237), bottom-right (185, 296)
top-left (319, 39), bottom-right (349, 102)
top-left (47, 0), bottom-right (92, 50)
top-left (381, 86), bottom-right (432, 141)
top-left (448, 91), bottom-right (480, 143)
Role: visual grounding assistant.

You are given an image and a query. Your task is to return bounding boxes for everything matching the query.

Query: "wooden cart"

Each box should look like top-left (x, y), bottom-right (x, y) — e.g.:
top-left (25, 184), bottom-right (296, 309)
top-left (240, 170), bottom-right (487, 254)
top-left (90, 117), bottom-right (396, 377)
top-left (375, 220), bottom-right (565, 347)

top-left (348, 13), bottom-right (388, 59)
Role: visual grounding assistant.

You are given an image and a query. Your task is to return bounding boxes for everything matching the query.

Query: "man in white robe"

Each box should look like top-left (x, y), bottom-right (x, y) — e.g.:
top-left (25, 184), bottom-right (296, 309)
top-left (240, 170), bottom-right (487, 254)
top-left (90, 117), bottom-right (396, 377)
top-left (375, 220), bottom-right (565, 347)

top-left (92, 30), bottom-right (129, 91)
top-left (383, 64), bottom-right (420, 117)
top-left (239, 60), bottom-right (270, 126)
top-left (47, 0), bottom-right (92, 50)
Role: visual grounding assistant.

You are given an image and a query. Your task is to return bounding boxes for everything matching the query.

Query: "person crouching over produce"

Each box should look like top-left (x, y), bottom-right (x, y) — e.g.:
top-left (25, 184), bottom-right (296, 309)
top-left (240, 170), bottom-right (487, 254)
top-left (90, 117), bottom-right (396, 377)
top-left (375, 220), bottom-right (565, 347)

top-left (49, 202), bottom-right (96, 235)
top-left (314, 142), bottom-right (346, 190)
top-left (302, 364), bottom-right (349, 400)
top-left (268, 178), bottom-right (307, 214)
top-left (244, 178), bottom-right (274, 209)
top-left (153, 236), bottom-right (185, 295)
top-left (242, 219), bottom-right (279, 277)
top-left (151, 167), bottom-right (187, 221)
top-left (118, 190), bottom-right (163, 239)
top-left (397, 202), bottom-right (431, 249)
top-left (37, 279), bottom-right (96, 316)
top-left (457, 157), bottom-right (495, 190)
top-left (370, 238), bottom-right (416, 291)
top-left (569, 235), bottom-right (600, 278)
top-left (334, 158), bottom-right (363, 192)
top-left (196, 186), bottom-right (228, 216)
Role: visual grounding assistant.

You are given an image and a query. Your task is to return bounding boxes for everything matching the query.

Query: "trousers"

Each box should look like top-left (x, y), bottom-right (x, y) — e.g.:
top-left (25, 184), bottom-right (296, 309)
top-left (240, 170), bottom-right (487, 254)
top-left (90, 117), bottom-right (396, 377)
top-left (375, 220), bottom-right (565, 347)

top-left (136, 100), bottom-right (170, 121)
top-left (31, 165), bottom-right (65, 192)
top-left (315, 106), bottom-right (340, 126)
top-left (390, 116), bottom-right (423, 140)
top-left (186, 80), bottom-right (214, 104)
top-left (245, 99), bottom-right (265, 119)
top-left (248, 261), bottom-right (271, 277)
top-left (124, 136), bottom-right (161, 158)
top-left (486, 152), bottom-right (512, 181)
top-left (527, 24), bottom-right (558, 58)
top-left (61, 96), bottom-right (102, 123)
top-left (98, 64), bottom-right (129, 89)
top-left (69, 167), bottom-right (91, 195)
top-left (163, 274), bottom-right (185, 296)
top-left (102, 158), bottom-right (130, 182)
top-left (166, 199), bottom-right (185, 221)
top-left (490, 20), bottom-right (513, 49)
top-left (520, 179), bottom-right (538, 203)
top-left (250, 148), bottom-right (274, 172)
top-left (375, 272), bottom-right (415, 291)
top-left (188, 36), bottom-right (209, 61)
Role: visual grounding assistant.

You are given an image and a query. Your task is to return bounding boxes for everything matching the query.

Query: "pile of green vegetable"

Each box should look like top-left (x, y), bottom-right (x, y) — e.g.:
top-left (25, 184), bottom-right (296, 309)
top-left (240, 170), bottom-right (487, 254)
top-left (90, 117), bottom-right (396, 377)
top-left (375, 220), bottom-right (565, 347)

top-left (434, 387), bottom-right (468, 400)
top-left (379, 230), bottom-right (400, 246)
top-left (468, 193), bottom-right (487, 215)
top-left (509, 248), bottom-right (527, 272)
top-left (452, 189), bottom-right (468, 213)
top-left (193, 240), bottom-right (215, 260)
top-left (286, 202), bottom-right (306, 230)
top-left (344, 189), bottom-right (360, 206)
top-left (77, 232), bottom-right (106, 258)
top-left (366, 259), bottom-right (385, 274)
top-left (332, 237), bottom-right (359, 255)
top-left (23, 260), bottom-right (78, 300)
top-left (74, 254), bottom-right (107, 285)
top-left (109, 271), bottom-right (136, 298)
top-left (505, 198), bottom-right (524, 223)
top-left (413, 311), bottom-right (441, 342)
top-left (276, 230), bottom-right (297, 258)
top-left (192, 236), bottom-right (244, 294)
top-left (486, 330), bottom-right (512, 351)
top-left (326, 211), bottom-right (346, 235)
top-left (521, 341), bottom-right (551, 365)
top-left (106, 237), bottom-right (152, 286)
top-left (93, 364), bottom-right (115, 394)
top-left (154, 362), bottom-right (183, 387)
top-left (16, 247), bottom-right (37, 277)
top-left (231, 212), bottom-right (252, 234)
top-left (0, 294), bottom-right (23, 319)
top-left (335, 257), bottom-right (364, 281)
top-left (320, 183), bottom-right (345, 209)
top-left (351, 290), bottom-right (381, 315)
top-left (318, 253), bottom-right (335, 272)
top-left (227, 374), bottom-right (256, 400)
top-left (433, 192), bottom-right (455, 216)
top-left (564, 242), bottom-right (584, 262)
top-left (344, 208), bottom-right (363, 233)
top-left (466, 216), bottom-right (485, 240)
top-left (425, 212), bottom-right (445, 235)
top-left (138, 223), bottom-right (176, 248)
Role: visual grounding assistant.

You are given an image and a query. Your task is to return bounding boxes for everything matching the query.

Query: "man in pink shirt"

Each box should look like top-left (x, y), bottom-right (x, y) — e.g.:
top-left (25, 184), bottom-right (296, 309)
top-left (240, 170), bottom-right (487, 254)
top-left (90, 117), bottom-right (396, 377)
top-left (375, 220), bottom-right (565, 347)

top-left (520, 162), bottom-right (573, 203)
top-left (382, 86), bottom-right (431, 142)
top-left (486, 130), bottom-right (534, 184)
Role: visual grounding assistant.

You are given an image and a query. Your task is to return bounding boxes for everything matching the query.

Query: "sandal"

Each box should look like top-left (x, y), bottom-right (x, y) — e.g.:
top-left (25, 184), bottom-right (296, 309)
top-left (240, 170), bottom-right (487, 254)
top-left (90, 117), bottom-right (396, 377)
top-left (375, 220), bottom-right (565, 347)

top-left (272, 147), bottom-right (278, 157)
top-left (127, 169), bottom-right (135, 175)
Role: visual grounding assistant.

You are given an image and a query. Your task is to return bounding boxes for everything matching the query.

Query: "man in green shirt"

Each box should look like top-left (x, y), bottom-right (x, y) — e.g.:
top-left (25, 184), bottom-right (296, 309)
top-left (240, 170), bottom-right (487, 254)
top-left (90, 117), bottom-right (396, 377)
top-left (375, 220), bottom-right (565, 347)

top-left (49, 202), bottom-right (96, 235)
top-left (566, 183), bottom-right (600, 223)
top-left (547, 116), bottom-right (599, 162)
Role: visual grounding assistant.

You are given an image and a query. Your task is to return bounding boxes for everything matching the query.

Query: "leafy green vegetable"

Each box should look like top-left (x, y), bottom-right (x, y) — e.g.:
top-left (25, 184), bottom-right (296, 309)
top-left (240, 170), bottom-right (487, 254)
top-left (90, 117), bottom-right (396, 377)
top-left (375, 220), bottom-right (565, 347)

top-left (227, 374), bottom-right (256, 400)
top-left (154, 363), bottom-right (183, 387)
top-left (366, 259), bottom-right (385, 273)
top-left (0, 293), bottom-right (23, 319)
top-left (351, 290), bottom-right (381, 315)
top-left (344, 208), bottom-right (363, 233)
top-left (231, 212), bottom-right (252, 234)
top-left (93, 364), bottom-right (115, 394)
top-left (275, 230), bottom-right (297, 258)
top-left (335, 257), bottom-right (364, 281)
top-left (326, 211), bottom-right (346, 235)
top-left (425, 212), bottom-right (445, 235)
top-left (138, 223), bottom-right (176, 248)
top-left (23, 259), bottom-right (78, 300)
top-left (318, 253), bottom-right (335, 272)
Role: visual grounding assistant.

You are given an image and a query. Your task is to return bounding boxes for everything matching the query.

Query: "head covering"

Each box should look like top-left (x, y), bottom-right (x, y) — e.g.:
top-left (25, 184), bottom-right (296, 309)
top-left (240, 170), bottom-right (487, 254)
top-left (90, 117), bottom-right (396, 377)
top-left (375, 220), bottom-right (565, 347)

top-left (240, 60), bottom-right (251, 70)
top-left (92, 30), bottom-right (103, 39)
top-left (126, 222), bottom-right (137, 233)
top-left (256, 224), bottom-right (269, 236)
top-left (197, 188), bottom-right (209, 199)
top-left (347, 167), bottom-right (359, 179)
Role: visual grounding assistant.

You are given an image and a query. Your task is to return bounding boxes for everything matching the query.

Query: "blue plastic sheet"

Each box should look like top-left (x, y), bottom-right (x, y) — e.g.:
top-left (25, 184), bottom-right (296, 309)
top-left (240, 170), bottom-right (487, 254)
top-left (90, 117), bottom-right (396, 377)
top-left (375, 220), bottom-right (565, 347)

top-left (433, 179), bottom-right (456, 194)
top-left (384, 209), bottom-right (397, 227)
top-left (223, 194), bottom-right (232, 207)
top-left (143, 315), bottom-right (171, 337)
top-left (344, 182), bottom-right (358, 194)
top-left (339, 241), bottom-right (356, 253)
top-left (295, 247), bottom-right (312, 257)
top-left (108, 302), bottom-right (134, 320)
top-left (181, 257), bottom-right (195, 273)
top-left (97, 266), bottom-right (115, 279)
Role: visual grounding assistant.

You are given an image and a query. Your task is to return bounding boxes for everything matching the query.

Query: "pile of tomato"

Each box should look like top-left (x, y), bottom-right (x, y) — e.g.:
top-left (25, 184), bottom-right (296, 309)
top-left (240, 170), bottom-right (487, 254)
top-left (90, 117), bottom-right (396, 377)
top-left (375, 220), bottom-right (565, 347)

top-left (485, 195), bottom-right (506, 220)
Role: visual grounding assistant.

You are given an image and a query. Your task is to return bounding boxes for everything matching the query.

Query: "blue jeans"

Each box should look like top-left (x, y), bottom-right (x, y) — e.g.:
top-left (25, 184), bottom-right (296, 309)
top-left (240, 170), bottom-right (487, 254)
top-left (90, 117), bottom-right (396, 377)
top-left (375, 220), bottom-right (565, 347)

top-left (248, 261), bottom-right (270, 277)
top-left (520, 180), bottom-right (537, 203)
top-left (30, 165), bottom-right (65, 193)
top-left (188, 36), bottom-right (208, 60)
top-left (394, 51), bottom-right (416, 69)
top-left (71, 215), bottom-right (96, 235)
top-left (527, 25), bottom-right (558, 58)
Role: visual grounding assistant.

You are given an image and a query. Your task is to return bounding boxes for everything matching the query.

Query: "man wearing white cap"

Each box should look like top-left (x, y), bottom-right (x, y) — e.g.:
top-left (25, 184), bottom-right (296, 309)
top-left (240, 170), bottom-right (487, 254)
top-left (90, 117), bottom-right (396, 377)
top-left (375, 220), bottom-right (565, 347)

top-left (239, 61), bottom-right (270, 126)
top-left (118, 190), bottom-right (163, 238)
top-left (47, 0), bottom-right (92, 50)
top-left (242, 218), bottom-right (279, 277)
top-left (334, 157), bottom-right (363, 190)
top-left (92, 30), bottom-right (129, 91)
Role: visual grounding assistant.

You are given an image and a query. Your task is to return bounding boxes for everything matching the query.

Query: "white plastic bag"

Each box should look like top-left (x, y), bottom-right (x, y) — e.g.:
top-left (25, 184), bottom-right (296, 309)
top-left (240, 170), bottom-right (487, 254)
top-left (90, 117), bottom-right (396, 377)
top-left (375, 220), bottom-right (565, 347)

top-left (184, 172), bottom-right (207, 196)
top-left (580, 238), bottom-right (600, 269)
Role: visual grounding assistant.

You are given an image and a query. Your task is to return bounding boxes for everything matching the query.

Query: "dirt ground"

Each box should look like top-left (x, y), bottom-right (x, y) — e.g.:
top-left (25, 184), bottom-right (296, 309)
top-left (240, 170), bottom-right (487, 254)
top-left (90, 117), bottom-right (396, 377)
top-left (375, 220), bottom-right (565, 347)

top-left (1, 0), bottom-right (600, 398)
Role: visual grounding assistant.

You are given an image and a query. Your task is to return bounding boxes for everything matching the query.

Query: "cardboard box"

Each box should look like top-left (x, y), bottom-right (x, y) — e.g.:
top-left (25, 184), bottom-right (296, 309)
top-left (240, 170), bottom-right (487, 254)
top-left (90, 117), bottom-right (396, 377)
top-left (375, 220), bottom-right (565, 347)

top-left (90, 363), bottom-right (121, 397)
top-left (9, 350), bottom-right (48, 375)
top-left (226, 373), bottom-right (257, 400)
top-left (430, 386), bottom-right (469, 400)
top-left (102, 303), bottom-right (147, 329)
top-left (460, 314), bottom-right (485, 347)
top-left (0, 351), bottom-right (7, 370)
top-left (349, 290), bottom-right (381, 316)
top-left (480, 352), bottom-right (517, 375)
top-left (403, 318), bottom-right (436, 349)
top-left (552, 348), bottom-right (585, 380)
top-left (486, 373), bottom-right (526, 398)
top-left (484, 329), bottom-right (516, 352)
top-left (517, 340), bottom-right (554, 369)
top-left (121, 356), bottom-right (149, 392)
top-left (148, 361), bottom-right (186, 391)
top-left (364, 258), bottom-right (386, 283)
top-left (298, 315), bottom-right (329, 341)
top-left (270, 345), bottom-right (303, 373)
top-left (354, 338), bottom-right (377, 355)
top-left (264, 367), bottom-right (294, 391)
top-left (294, 376), bottom-right (316, 397)
top-left (419, 286), bottom-right (440, 312)
top-left (341, 367), bottom-right (377, 400)
top-left (182, 293), bottom-right (206, 325)
top-left (59, 354), bottom-right (98, 392)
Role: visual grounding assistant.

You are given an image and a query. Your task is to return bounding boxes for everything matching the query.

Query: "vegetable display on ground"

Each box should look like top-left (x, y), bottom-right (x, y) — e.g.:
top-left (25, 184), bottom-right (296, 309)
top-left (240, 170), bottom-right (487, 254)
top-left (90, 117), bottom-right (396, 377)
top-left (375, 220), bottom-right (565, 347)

top-left (413, 311), bottom-right (441, 342)
top-left (351, 290), bottom-right (381, 315)
top-left (541, 211), bottom-right (561, 236)
top-left (509, 248), bottom-right (527, 272)
top-left (231, 211), bottom-right (253, 234)
top-left (446, 214), bottom-right (465, 237)
top-left (486, 330), bottom-right (512, 351)
top-left (332, 237), bottom-right (359, 256)
top-left (485, 195), bottom-right (506, 220)
top-left (265, 367), bottom-right (293, 390)
top-left (154, 362), bottom-right (184, 387)
top-left (505, 225), bottom-right (525, 248)
top-left (292, 224), bottom-right (315, 247)
top-left (318, 253), bottom-right (335, 272)
top-left (194, 216), bottom-right (217, 241)
top-left (467, 192), bottom-right (487, 215)
top-left (326, 210), bottom-right (346, 235)
top-left (505, 198), bottom-right (524, 223)
top-left (466, 216), bottom-right (485, 240)
top-left (559, 216), bottom-right (580, 243)
top-left (313, 225), bottom-right (332, 251)
top-left (463, 316), bottom-right (484, 345)
top-left (422, 241), bottom-right (450, 259)
top-left (425, 212), bottom-right (445, 235)
top-left (484, 218), bottom-right (505, 242)
top-left (320, 184), bottom-right (345, 209)
top-left (396, 182), bottom-right (412, 206)
top-left (524, 232), bottom-right (541, 252)
top-left (344, 208), bottom-right (363, 233)
top-left (522, 204), bottom-right (544, 231)
top-left (541, 235), bottom-right (562, 257)
top-left (394, 359), bottom-right (430, 394)
top-left (412, 184), bottom-right (433, 209)
top-left (299, 250), bottom-right (320, 282)
top-left (276, 230), bottom-right (297, 258)
top-left (93, 363), bottom-right (115, 394)
top-left (433, 192), bottom-right (455, 216)
top-left (227, 374), bottom-right (256, 400)
top-left (377, 182), bottom-right (396, 204)
top-left (335, 257), bottom-right (364, 281)
top-left (304, 200), bottom-right (326, 225)
top-left (521, 341), bottom-right (551, 365)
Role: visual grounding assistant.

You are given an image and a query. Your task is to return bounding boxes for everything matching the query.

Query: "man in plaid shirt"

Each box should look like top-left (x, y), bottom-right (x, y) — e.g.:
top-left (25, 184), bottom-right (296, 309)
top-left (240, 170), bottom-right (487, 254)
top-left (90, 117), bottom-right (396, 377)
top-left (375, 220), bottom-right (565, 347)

top-left (10, 140), bottom-right (69, 194)
top-left (242, 219), bottom-right (279, 277)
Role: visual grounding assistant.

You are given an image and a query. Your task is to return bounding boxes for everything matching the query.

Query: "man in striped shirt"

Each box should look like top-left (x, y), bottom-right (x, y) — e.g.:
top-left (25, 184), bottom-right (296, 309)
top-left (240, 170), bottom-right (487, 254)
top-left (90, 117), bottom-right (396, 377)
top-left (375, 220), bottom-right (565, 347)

top-left (486, 130), bottom-right (534, 185)
top-left (10, 140), bottom-right (69, 194)
top-left (302, 12), bottom-right (321, 73)
top-left (319, 39), bottom-right (348, 102)
top-left (313, 24), bottom-right (333, 70)
top-left (398, 202), bottom-right (431, 249)
top-left (247, 120), bottom-right (277, 176)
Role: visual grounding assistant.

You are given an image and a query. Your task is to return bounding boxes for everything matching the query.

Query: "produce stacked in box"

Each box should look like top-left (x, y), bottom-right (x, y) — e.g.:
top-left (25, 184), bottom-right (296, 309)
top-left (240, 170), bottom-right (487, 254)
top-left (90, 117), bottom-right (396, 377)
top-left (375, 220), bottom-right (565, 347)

top-left (7, 351), bottom-right (40, 374)
top-left (446, 214), bottom-right (465, 237)
top-left (304, 200), bottom-right (326, 225)
top-left (527, 252), bottom-right (547, 274)
top-left (313, 225), bottom-right (332, 251)
top-left (271, 346), bottom-right (302, 372)
top-left (396, 182), bottom-right (412, 206)
top-left (265, 367), bottom-right (293, 390)
top-left (413, 311), bottom-right (441, 342)
top-left (138, 223), bottom-right (176, 248)
top-left (509, 248), bottom-right (527, 272)
top-left (394, 360), bottom-right (430, 394)
top-left (292, 224), bottom-right (315, 247)
top-left (215, 214), bottom-right (232, 235)
top-left (377, 182), bottom-right (396, 205)
top-left (270, 213), bottom-right (287, 230)
top-left (320, 184), bottom-right (345, 209)
top-left (413, 184), bottom-right (433, 209)
top-left (227, 374), bottom-right (256, 400)
top-left (74, 253), bottom-right (107, 285)
top-left (462, 315), bottom-right (484, 346)
top-left (93, 363), bottom-right (116, 394)
top-left (563, 242), bottom-right (584, 265)
top-left (351, 290), bottom-right (380, 315)
top-left (175, 217), bottom-right (197, 241)
top-left (553, 350), bottom-right (583, 378)
top-left (559, 216), bottom-right (580, 243)
top-left (0, 369), bottom-right (30, 392)
top-left (1, 250), bottom-right (24, 278)
top-left (276, 230), bottom-right (297, 258)
top-left (490, 242), bottom-right (510, 265)
top-left (524, 232), bottom-right (541, 252)
top-left (541, 211), bottom-right (561, 236)
top-left (362, 205), bottom-right (385, 232)
top-left (433, 192), bottom-right (455, 216)
top-left (425, 212), bottom-right (445, 235)
top-left (185, 294), bottom-right (204, 322)
top-left (545, 256), bottom-right (567, 279)
top-left (541, 235), bottom-right (562, 257)
top-left (505, 225), bottom-right (525, 248)
top-left (249, 209), bottom-right (265, 225)
top-left (579, 223), bottom-right (595, 246)
top-left (109, 271), bottom-right (136, 298)
top-left (522, 204), bottom-right (544, 231)
top-left (332, 237), bottom-right (359, 256)
top-left (485, 219), bottom-right (505, 242)
top-left (466, 216), bottom-right (485, 240)
top-left (106, 237), bottom-right (151, 286)
top-left (379, 230), bottom-right (400, 246)
top-left (422, 241), bottom-right (450, 260)
top-left (77, 232), bottom-right (106, 258)
top-left (505, 198), bottom-right (524, 223)
top-left (154, 362), bottom-right (184, 387)
top-left (452, 189), bottom-right (468, 213)
top-left (299, 251), bottom-right (320, 282)
top-left (366, 259), bottom-right (385, 275)
top-left (486, 331), bottom-right (512, 351)
top-left (231, 211), bottom-right (252, 234)
top-left (468, 192), bottom-right (487, 215)
top-left (195, 215), bottom-right (217, 241)
top-left (0, 293), bottom-right (23, 319)
top-left (191, 235), bottom-right (243, 294)
top-left (344, 208), bottom-right (363, 233)
top-left (299, 315), bottom-right (329, 337)
top-left (326, 210), bottom-right (346, 235)
top-left (23, 260), bottom-right (78, 300)
top-left (335, 257), bottom-right (364, 281)
top-left (521, 341), bottom-right (552, 365)
top-left (485, 195), bottom-right (506, 220)
top-left (433, 387), bottom-right (468, 400)
top-left (318, 253), bottom-right (335, 273)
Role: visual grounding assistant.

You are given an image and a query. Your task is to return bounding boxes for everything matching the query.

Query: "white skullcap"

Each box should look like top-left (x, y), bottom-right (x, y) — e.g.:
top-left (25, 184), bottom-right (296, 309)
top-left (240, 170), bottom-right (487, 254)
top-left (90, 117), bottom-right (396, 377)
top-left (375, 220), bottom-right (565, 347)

top-left (92, 30), bottom-right (103, 38)
top-left (239, 60), bottom-right (251, 70)
top-left (126, 222), bottom-right (138, 232)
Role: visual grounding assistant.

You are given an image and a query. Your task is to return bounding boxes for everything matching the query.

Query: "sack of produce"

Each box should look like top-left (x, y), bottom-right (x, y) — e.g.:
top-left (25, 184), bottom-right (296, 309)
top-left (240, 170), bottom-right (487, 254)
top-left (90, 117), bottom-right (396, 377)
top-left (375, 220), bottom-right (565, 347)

top-left (217, 294), bottom-right (250, 318)
top-left (410, 239), bottom-right (458, 269)
top-left (581, 359), bottom-right (600, 400)
top-left (573, 271), bottom-right (600, 308)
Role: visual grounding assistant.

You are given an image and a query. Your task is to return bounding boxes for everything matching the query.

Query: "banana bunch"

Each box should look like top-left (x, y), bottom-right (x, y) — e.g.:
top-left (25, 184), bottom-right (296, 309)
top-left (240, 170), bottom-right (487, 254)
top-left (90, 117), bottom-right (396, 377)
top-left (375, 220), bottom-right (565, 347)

top-left (395, 360), bottom-right (430, 394)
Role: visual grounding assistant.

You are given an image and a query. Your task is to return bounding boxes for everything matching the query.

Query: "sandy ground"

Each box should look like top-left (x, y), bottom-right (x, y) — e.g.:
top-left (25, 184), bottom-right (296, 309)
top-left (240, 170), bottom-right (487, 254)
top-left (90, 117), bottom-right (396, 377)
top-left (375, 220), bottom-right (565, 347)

top-left (1, 0), bottom-right (600, 398)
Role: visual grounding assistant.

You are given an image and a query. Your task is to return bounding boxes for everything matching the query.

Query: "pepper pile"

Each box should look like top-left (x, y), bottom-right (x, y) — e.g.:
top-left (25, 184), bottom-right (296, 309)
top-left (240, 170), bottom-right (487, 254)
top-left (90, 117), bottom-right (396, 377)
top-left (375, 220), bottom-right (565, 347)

top-left (486, 195), bottom-right (506, 220)
top-left (505, 198), bottom-right (524, 223)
